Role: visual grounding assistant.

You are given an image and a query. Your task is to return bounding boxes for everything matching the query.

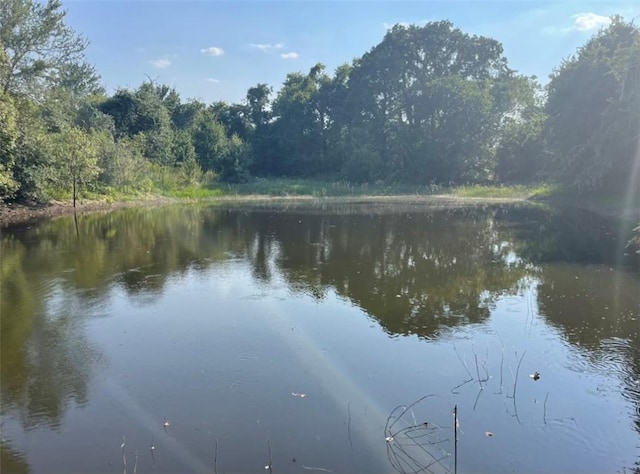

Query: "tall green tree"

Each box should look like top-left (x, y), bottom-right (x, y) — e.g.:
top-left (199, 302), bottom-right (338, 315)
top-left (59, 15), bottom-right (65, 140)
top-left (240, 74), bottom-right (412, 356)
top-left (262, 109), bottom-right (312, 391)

top-left (190, 107), bottom-right (228, 172)
top-left (0, 0), bottom-right (89, 98)
top-left (244, 83), bottom-right (274, 175)
top-left (345, 21), bottom-right (523, 184)
top-left (211, 101), bottom-right (250, 140)
top-left (270, 64), bottom-right (330, 176)
top-left (544, 17), bottom-right (640, 193)
top-left (98, 83), bottom-right (173, 165)
top-left (171, 99), bottom-right (205, 130)
top-left (46, 126), bottom-right (100, 207)
top-left (0, 90), bottom-right (19, 200)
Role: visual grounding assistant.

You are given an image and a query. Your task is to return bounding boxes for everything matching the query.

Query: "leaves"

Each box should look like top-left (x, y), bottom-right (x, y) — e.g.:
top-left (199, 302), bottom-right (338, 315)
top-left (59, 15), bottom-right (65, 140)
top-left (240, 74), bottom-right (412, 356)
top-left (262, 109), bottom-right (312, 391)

top-left (0, 0), bottom-right (90, 98)
top-left (544, 17), bottom-right (640, 193)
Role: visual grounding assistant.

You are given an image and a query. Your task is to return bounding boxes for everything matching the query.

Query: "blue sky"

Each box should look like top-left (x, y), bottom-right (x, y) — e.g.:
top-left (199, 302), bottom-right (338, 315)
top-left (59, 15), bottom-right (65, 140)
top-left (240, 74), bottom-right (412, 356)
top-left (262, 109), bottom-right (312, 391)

top-left (63, 1), bottom-right (640, 104)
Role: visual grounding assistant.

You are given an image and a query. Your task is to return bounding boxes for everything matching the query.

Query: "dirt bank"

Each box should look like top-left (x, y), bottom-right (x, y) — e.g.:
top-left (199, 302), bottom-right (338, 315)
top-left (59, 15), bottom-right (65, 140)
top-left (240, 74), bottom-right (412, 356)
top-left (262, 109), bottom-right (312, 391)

top-left (0, 197), bottom-right (179, 227)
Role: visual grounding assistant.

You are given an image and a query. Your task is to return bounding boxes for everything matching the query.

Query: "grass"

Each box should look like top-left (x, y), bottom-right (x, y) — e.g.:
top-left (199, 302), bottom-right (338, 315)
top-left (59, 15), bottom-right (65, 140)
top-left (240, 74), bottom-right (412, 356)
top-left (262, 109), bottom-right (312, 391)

top-left (119, 179), bottom-right (559, 201)
top-left (40, 179), bottom-right (601, 211)
top-left (216, 179), bottom-right (557, 200)
top-left (163, 187), bottom-right (225, 199)
top-left (453, 184), bottom-right (556, 199)
top-left (208, 178), bottom-right (444, 197)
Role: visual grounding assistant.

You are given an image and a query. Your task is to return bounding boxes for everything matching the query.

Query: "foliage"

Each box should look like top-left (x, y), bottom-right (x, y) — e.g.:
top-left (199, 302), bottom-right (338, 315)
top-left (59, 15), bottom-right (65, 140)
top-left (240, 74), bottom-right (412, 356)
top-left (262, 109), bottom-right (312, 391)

top-left (0, 90), bottom-right (19, 200)
top-left (1, 3), bottom-right (638, 206)
top-left (544, 17), bottom-right (640, 193)
top-left (341, 21), bottom-right (524, 184)
top-left (0, 0), bottom-right (89, 98)
top-left (45, 125), bottom-right (100, 206)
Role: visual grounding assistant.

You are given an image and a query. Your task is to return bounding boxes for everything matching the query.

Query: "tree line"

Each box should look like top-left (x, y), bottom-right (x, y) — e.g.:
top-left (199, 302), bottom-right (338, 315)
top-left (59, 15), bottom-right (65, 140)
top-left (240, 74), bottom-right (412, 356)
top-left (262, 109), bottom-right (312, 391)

top-left (1, 0), bottom-right (639, 205)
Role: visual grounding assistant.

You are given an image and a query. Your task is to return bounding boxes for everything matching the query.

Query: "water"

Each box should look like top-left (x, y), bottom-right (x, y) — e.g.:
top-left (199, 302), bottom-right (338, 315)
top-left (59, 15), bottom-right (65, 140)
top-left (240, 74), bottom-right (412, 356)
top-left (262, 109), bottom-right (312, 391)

top-left (1, 200), bottom-right (639, 473)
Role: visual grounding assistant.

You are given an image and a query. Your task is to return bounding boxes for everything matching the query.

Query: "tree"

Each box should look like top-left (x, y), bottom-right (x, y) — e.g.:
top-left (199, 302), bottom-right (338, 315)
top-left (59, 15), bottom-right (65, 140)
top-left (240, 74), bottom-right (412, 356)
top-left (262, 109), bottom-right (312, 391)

top-left (0, 0), bottom-right (89, 98)
top-left (171, 129), bottom-right (196, 167)
top-left (0, 90), bottom-right (19, 200)
top-left (495, 77), bottom-right (547, 183)
top-left (190, 108), bottom-right (228, 172)
top-left (47, 126), bottom-right (100, 207)
top-left (171, 99), bottom-right (205, 130)
top-left (270, 64), bottom-right (332, 176)
top-left (544, 17), bottom-right (640, 193)
top-left (96, 134), bottom-right (148, 192)
top-left (211, 101), bottom-right (251, 140)
top-left (98, 83), bottom-right (173, 165)
top-left (9, 97), bottom-right (52, 201)
top-left (344, 21), bottom-right (522, 184)
top-left (246, 83), bottom-right (272, 129)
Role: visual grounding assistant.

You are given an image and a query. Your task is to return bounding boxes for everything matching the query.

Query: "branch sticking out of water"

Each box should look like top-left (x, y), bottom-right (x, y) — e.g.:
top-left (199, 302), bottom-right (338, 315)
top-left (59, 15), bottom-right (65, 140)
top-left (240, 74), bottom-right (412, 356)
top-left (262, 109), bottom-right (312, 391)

top-left (347, 401), bottom-right (353, 450)
top-left (385, 395), bottom-right (453, 474)
top-left (453, 405), bottom-right (458, 474)
top-left (511, 350), bottom-right (526, 400)
top-left (214, 438), bottom-right (219, 474)
top-left (453, 343), bottom-right (473, 380)
top-left (494, 347), bottom-right (504, 395)
top-left (475, 354), bottom-right (483, 390)
top-left (265, 437), bottom-right (273, 473)
top-left (121, 436), bottom-right (127, 474)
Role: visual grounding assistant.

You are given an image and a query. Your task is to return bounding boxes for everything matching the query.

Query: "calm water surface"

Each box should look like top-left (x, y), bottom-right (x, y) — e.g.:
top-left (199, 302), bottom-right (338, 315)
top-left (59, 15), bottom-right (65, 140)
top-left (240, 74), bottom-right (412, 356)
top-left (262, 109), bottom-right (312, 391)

top-left (1, 201), bottom-right (639, 473)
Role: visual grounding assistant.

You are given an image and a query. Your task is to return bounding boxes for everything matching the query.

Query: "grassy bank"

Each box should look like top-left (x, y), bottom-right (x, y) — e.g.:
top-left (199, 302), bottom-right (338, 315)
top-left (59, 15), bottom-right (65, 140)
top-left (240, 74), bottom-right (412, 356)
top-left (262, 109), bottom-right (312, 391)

top-left (165, 179), bottom-right (553, 200)
top-left (3, 179), bottom-right (638, 228)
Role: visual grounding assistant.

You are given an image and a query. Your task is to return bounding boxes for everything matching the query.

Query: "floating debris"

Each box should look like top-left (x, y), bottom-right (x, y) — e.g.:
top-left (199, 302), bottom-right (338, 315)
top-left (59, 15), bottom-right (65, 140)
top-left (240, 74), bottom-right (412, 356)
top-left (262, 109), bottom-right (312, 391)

top-left (291, 392), bottom-right (307, 398)
top-left (529, 372), bottom-right (541, 381)
top-left (302, 465), bottom-right (334, 472)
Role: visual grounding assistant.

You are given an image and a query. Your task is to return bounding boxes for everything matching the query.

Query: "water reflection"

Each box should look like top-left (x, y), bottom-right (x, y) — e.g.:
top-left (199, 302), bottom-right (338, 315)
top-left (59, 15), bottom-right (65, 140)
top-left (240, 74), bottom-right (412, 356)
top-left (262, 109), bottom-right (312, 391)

top-left (243, 207), bottom-right (533, 338)
top-left (535, 263), bottom-right (640, 433)
top-left (1, 236), bottom-right (102, 432)
top-left (0, 441), bottom-right (30, 474)
top-left (1, 201), bottom-right (639, 473)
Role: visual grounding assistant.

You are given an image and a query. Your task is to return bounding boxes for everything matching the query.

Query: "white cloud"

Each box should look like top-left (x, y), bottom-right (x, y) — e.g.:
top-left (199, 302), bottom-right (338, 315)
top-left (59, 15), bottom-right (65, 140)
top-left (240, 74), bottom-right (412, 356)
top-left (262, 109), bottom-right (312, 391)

top-left (149, 58), bottom-right (171, 69)
top-left (201, 46), bottom-right (224, 56)
top-left (572, 12), bottom-right (611, 31)
top-left (280, 51), bottom-right (299, 59)
top-left (250, 43), bottom-right (284, 52)
top-left (542, 12), bottom-right (612, 36)
top-left (205, 78), bottom-right (220, 83)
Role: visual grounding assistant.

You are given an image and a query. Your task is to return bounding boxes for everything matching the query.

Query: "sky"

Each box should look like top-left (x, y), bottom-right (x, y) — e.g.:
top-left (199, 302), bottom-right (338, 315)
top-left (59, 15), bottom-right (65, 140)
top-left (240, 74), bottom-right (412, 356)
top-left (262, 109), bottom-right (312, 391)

top-left (62, 0), bottom-right (640, 104)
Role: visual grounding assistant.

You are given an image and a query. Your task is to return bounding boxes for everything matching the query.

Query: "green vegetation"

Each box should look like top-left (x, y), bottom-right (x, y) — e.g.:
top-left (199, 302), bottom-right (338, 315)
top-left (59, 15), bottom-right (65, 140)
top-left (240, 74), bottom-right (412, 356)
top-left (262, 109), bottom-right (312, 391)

top-left (0, 1), bottom-right (638, 240)
top-left (216, 178), bottom-right (441, 197)
top-left (453, 184), bottom-right (555, 199)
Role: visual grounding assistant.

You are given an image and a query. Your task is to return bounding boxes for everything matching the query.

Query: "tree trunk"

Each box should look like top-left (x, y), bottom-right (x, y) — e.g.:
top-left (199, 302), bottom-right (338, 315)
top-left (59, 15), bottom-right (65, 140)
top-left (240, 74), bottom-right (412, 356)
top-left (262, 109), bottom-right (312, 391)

top-left (73, 175), bottom-right (76, 208)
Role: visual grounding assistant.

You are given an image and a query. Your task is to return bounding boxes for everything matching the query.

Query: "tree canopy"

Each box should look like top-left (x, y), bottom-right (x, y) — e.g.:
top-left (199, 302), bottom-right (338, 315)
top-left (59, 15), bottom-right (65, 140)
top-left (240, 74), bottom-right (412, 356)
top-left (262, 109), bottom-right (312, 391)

top-left (0, 1), bottom-right (638, 213)
top-left (545, 17), bottom-right (640, 193)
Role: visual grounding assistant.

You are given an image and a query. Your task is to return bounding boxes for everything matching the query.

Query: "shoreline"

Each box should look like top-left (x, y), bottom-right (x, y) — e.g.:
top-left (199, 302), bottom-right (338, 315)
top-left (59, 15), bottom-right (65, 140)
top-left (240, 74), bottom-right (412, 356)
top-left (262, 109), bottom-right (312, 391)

top-left (0, 193), bottom-right (638, 227)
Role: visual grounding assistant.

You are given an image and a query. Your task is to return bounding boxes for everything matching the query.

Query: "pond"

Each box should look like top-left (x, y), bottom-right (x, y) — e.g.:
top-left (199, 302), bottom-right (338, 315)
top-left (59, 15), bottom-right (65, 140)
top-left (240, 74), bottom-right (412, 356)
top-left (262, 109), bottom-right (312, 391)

top-left (1, 200), bottom-right (639, 474)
